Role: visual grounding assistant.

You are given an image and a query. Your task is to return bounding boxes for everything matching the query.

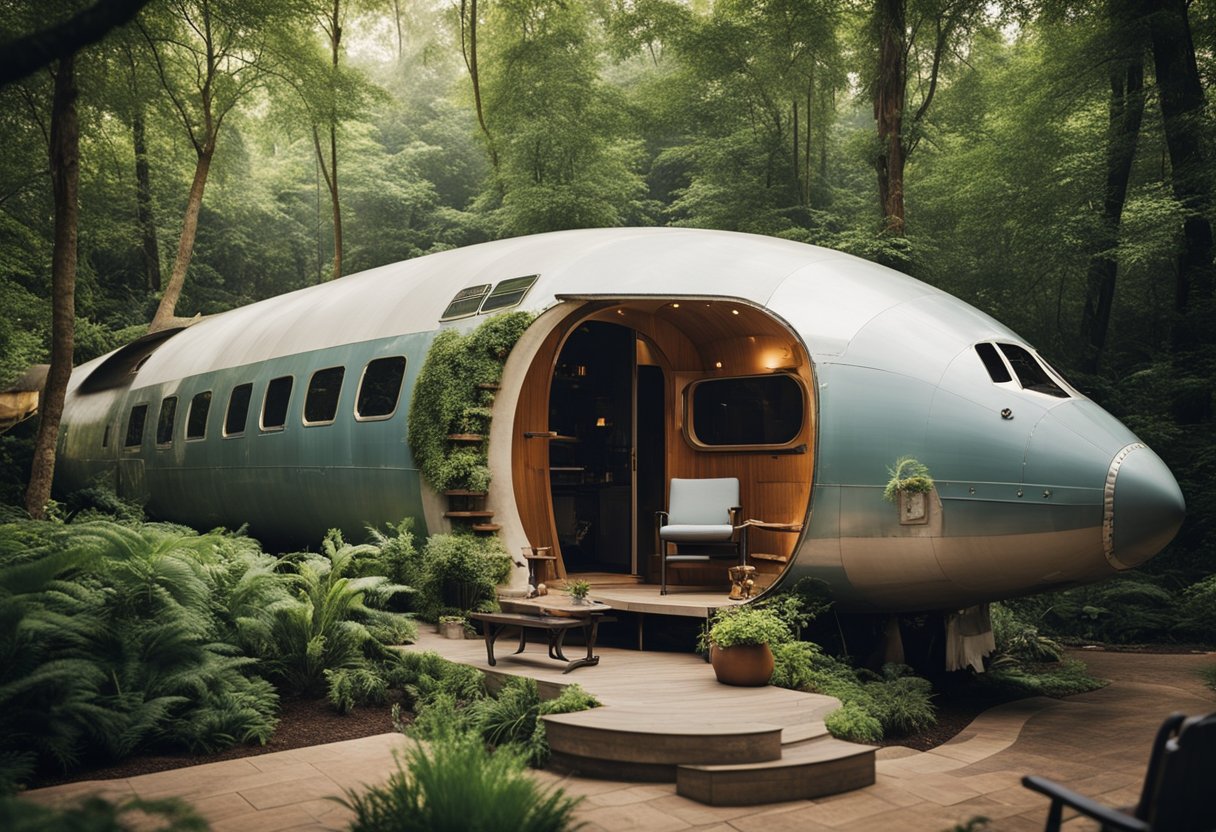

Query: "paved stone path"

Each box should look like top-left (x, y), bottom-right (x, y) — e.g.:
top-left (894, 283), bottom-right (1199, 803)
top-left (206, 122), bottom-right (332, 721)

top-left (25, 648), bottom-right (1214, 831)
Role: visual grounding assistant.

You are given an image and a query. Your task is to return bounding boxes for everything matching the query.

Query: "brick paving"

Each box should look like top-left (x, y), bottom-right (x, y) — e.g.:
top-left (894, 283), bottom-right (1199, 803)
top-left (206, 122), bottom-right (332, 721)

top-left (24, 647), bottom-right (1215, 831)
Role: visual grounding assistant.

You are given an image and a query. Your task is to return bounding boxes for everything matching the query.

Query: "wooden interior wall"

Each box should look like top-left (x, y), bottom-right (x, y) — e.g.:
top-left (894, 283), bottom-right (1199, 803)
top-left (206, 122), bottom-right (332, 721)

top-left (583, 302), bottom-right (816, 589)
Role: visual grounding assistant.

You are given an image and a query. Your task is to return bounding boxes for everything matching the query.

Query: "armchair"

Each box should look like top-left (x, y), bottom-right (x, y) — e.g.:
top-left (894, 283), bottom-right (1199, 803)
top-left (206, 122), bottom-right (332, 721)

top-left (655, 477), bottom-right (744, 595)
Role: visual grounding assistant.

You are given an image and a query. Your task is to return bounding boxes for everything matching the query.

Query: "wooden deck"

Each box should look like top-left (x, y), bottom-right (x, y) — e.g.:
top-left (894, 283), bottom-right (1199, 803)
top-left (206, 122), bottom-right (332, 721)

top-left (404, 628), bottom-right (876, 804)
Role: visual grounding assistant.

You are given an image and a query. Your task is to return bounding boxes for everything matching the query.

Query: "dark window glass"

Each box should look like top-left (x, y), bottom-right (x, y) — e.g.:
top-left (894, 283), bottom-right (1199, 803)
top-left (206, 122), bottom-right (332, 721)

top-left (304, 366), bottom-right (345, 424)
top-left (187, 391), bottom-right (211, 439)
top-left (356, 356), bottom-right (406, 419)
top-left (480, 275), bottom-right (538, 313)
top-left (102, 424), bottom-right (110, 448)
top-left (124, 404), bottom-right (148, 448)
top-left (225, 384), bottom-right (252, 437)
top-left (998, 344), bottom-right (1069, 398)
top-left (156, 396), bottom-right (178, 445)
top-left (975, 343), bottom-right (1012, 383)
top-left (690, 374), bottom-right (804, 446)
top-left (261, 376), bottom-right (293, 430)
top-left (440, 284), bottom-right (491, 320)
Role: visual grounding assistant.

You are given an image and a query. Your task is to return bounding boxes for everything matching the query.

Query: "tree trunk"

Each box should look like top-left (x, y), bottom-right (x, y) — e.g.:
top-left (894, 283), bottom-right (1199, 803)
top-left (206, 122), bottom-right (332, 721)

top-left (132, 108), bottom-right (162, 292)
top-left (329, 0), bottom-right (342, 280)
top-left (25, 55), bottom-right (78, 520)
top-left (1080, 39), bottom-right (1146, 374)
top-left (149, 140), bottom-right (213, 332)
top-left (874, 0), bottom-right (906, 234)
top-left (1147, 0), bottom-right (1214, 422)
top-left (462, 0), bottom-right (498, 173)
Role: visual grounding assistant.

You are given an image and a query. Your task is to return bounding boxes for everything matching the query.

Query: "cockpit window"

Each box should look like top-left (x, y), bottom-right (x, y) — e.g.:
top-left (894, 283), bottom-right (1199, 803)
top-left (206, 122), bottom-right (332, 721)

top-left (997, 343), bottom-right (1069, 398)
top-left (974, 343), bottom-right (1012, 383)
top-left (480, 275), bottom-right (538, 313)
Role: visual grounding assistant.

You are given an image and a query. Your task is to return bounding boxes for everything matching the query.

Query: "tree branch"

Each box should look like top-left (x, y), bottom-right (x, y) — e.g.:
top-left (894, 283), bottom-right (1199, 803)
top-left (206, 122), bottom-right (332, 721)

top-left (0, 0), bottom-right (151, 87)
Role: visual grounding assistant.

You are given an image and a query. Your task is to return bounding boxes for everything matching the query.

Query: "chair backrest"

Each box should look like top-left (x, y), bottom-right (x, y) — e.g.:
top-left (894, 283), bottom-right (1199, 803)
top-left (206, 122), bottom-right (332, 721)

top-left (1145, 712), bottom-right (1216, 831)
top-left (667, 478), bottom-right (739, 526)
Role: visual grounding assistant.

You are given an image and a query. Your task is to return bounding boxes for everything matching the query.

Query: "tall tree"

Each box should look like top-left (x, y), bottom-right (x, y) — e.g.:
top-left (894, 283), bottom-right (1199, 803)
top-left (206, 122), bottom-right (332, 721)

top-left (457, 0), bottom-right (498, 174)
top-left (138, 0), bottom-right (278, 331)
top-left (25, 55), bottom-right (78, 519)
top-left (1146, 0), bottom-right (1214, 401)
top-left (1079, 0), bottom-right (1149, 374)
top-left (870, 0), bottom-right (983, 235)
top-left (0, 0), bottom-right (149, 86)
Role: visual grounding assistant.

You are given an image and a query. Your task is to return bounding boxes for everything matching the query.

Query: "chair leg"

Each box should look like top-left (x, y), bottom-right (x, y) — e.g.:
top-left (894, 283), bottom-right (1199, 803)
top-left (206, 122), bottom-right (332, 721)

top-left (660, 541), bottom-right (668, 595)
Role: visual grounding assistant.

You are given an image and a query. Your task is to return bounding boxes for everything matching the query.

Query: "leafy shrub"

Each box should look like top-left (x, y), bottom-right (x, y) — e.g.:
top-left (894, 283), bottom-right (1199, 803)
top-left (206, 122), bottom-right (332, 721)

top-left (0, 520), bottom-right (282, 790)
top-left (883, 457), bottom-right (934, 501)
top-left (770, 641), bottom-right (818, 690)
top-left (991, 603), bottom-right (1062, 664)
top-left (703, 604), bottom-right (792, 649)
top-left (365, 519), bottom-right (423, 589)
top-left (862, 664), bottom-right (936, 736)
top-left (395, 650), bottom-right (487, 709)
top-left (1199, 665), bottom-right (1216, 693)
top-left (341, 731), bottom-right (583, 832)
top-left (237, 530), bottom-right (416, 701)
top-left (415, 533), bottom-right (512, 622)
top-left (1007, 575), bottom-right (1179, 644)
top-left (0, 793), bottom-right (207, 832)
top-left (824, 702), bottom-right (882, 743)
top-left (982, 658), bottom-right (1106, 698)
top-left (408, 312), bottom-right (534, 492)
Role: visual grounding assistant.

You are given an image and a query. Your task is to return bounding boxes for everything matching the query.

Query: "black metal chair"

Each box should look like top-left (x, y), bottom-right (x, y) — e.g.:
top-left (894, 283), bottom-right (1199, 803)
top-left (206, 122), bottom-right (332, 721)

top-left (1022, 711), bottom-right (1216, 832)
top-left (655, 477), bottom-right (744, 595)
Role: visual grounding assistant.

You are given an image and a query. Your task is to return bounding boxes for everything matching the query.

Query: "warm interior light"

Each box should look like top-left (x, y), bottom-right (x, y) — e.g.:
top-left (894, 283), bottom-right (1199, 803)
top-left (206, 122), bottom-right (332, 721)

top-left (595, 417), bottom-right (607, 427)
top-left (731, 309), bottom-right (739, 315)
top-left (616, 309), bottom-right (624, 315)
top-left (671, 302), bottom-right (680, 309)
top-left (715, 361), bottom-right (723, 368)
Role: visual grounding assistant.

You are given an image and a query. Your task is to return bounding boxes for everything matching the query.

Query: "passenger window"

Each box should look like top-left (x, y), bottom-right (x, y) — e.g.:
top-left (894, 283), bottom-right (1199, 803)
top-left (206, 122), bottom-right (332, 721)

top-left (102, 424), bottom-right (111, 448)
top-left (224, 383), bottom-right (253, 437)
top-left (998, 344), bottom-right (1069, 398)
top-left (688, 374), bottom-right (804, 447)
top-left (261, 376), bottom-right (293, 431)
top-left (124, 404), bottom-right (148, 448)
top-left (187, 391), bottom-right (211, 440)
top-left (304, 366), bottom-right (345, 425)
top-left (356, 356), bottom-right (406, 420)
top-left (975, 343), bottom-right (1012, 383)
top-left (156, 396), bottom-right (178, 445)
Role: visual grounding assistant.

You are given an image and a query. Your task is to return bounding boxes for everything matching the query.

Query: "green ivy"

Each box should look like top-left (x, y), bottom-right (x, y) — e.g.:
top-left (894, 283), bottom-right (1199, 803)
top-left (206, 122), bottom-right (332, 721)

top-left (408, 312), bottom-right (535, 492)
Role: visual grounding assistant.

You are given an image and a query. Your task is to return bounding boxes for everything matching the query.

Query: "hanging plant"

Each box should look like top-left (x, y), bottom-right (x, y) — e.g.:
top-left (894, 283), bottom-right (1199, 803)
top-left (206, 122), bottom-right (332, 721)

top-left (883, 457), bottom-right (934, 502)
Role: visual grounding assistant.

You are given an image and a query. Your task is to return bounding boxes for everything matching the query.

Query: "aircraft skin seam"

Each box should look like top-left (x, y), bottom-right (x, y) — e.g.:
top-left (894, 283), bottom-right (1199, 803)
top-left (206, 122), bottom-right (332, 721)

top-left (1104, 442), bottom-right (1146, 569)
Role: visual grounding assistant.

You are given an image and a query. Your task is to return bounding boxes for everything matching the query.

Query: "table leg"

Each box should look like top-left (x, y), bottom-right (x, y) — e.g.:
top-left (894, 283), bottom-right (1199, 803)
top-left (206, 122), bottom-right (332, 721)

top-left (483, 623), bottom-right (499, 667)
top-left (514, 626), bottom-right (528, 654)
top-left (563, 617), bottom-right (601, 673)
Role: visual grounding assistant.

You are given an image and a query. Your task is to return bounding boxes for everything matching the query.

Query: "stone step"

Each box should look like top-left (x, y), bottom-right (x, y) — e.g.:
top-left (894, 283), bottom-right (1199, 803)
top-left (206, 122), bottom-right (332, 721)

top-left (676, 736), bottom-right (876, 806)
top-left (543, 710), bottom-right (783, 782)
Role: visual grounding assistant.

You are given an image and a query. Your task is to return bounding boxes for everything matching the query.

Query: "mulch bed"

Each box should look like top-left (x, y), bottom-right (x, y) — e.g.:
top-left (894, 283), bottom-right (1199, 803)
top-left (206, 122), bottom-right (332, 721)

top-left (32, 697), bottom-right (397, 790)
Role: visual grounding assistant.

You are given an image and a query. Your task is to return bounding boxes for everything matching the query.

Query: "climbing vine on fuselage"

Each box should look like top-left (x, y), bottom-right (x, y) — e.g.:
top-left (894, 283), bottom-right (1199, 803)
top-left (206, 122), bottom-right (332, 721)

top-left (408, 312), bottom-right (535, 492)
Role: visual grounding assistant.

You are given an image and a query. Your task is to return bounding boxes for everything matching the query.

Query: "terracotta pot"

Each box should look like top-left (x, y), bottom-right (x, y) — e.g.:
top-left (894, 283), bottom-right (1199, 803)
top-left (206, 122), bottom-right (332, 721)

top-left (710, 643), bottom-right (774, 686)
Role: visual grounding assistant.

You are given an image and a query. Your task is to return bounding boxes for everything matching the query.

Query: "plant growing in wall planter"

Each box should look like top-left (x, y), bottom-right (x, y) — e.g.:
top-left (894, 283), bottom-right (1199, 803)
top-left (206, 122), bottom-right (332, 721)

top-left (566, 579), bottom-right (592, 605)
top-left (883, 456), bottom-right (935, 524)
top-left (702, 604), bottom-right (791, 686)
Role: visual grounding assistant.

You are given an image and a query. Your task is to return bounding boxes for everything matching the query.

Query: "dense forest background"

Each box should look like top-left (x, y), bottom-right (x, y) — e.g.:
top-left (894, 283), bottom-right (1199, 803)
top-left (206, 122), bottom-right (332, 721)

top-left (1, 0), bottom-right (1213, 628)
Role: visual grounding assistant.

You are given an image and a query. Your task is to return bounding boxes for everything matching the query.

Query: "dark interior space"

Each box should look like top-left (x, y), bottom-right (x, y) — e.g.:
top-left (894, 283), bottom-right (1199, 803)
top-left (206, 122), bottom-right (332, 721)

top-left (548, 322), bottom-right (634, 574)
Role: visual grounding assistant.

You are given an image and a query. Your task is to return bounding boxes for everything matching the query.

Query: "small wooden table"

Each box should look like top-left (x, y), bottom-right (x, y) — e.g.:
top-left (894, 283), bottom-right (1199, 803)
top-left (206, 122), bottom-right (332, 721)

top-left (469, 607), bottom-right (615, 673)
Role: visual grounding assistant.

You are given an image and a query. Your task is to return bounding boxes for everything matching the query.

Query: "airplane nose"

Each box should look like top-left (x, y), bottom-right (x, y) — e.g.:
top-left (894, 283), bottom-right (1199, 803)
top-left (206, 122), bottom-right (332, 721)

top-left (1105, 444), bottom-right (1185, 569)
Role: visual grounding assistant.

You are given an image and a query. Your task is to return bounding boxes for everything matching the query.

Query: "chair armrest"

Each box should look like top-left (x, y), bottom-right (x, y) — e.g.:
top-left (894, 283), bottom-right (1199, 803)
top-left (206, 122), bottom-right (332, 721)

top-left (1021, 776), bottom-right (1150, 832)
top-left (729, 506), bottom-right (743, 526)
top-left (655, 510), bottom-right (669, 529)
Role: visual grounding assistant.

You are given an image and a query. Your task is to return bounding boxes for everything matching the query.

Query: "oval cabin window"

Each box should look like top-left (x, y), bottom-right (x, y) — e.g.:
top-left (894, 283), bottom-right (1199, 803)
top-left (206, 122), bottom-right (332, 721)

top-left (261, 376), bottom-right (293, 432)
top-left (687, 374), bottom-right (805, 448)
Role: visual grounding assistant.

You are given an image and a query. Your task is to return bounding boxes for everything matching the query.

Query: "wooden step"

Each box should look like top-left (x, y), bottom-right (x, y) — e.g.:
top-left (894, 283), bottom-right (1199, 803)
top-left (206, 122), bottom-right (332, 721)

top-left (446, 433), bottom-right (485, 442)
top-left (676, 736), bottom-right (876, 806)
top-left (472, 523), bottom-right (501, 533)
top-left (749, 551), bottom-right (790, 563)
top-left (543, 710), bottom-right (783, 782)
top-left (444, 510), bottom-right (495, 519)
top-left (444, 489), bottom-right (488, 497)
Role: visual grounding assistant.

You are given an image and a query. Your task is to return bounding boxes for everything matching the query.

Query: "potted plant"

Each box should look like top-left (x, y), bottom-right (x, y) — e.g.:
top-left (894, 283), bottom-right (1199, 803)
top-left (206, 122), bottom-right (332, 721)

top-left (702, 604), bottom-right (790, 686)
top-left (439, 614), bottom-right (468, 639)
top-left (566, 579), bottom-right (592, 605)
top-left (883, 456), bottom-right (935, 524)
